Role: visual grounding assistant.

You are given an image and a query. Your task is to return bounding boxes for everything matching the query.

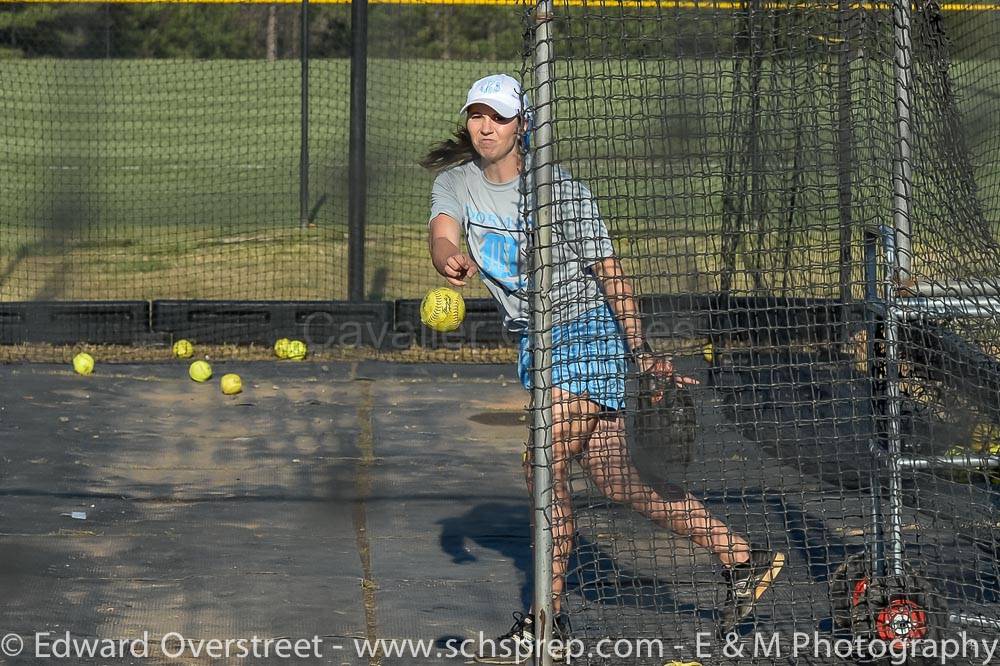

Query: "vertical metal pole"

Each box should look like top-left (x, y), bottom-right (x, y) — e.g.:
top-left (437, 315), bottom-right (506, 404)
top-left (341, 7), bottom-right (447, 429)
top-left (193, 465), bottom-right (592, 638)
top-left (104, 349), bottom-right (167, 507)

top-left (299, 0), bottom-right (310, 229)
top-left (836, 1), bottom-right (854, 339)
top-left (863, 231), bottom-right (886, 578)
top-left (348, 0), bottom-right (369, 301)
top-left (891, 0), bottom-right (914, 281)
top-left (745, 0), bottom-right (764, 291)
top-left (879, 224), bottom-right (905, 577)
top-left (531, 0), bottom-right (555, 663)
top-left (887, 0), bottom-right (915, 578)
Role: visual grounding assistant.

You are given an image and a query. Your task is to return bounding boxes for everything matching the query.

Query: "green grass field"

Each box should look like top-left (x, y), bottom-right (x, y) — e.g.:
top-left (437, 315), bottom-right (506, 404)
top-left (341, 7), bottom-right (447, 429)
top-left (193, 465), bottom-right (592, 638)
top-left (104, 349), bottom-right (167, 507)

top-left (1, 56), bottom-right (998, 302)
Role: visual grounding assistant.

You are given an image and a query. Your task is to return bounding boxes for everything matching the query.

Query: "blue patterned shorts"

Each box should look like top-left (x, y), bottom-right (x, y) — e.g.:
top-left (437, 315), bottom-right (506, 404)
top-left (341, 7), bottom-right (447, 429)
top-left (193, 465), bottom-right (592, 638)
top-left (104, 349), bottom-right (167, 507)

top-left (517, 305), bottom-right (627, 410)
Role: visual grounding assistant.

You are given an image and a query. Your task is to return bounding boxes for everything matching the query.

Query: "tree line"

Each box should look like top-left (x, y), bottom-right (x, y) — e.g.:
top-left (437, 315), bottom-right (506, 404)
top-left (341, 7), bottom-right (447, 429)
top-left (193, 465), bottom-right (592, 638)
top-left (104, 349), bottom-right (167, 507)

top-left (0, 4), bottom-right (526, 60)
top-left (1, 3), bottom-right (995, 61)
top-left (0, 3), bottom-right (749, 60)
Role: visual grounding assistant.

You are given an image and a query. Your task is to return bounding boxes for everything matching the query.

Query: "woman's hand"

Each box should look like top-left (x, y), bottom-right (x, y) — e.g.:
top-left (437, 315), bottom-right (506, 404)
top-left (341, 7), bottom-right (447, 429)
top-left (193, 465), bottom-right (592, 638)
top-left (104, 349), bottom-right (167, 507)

top-left (637, 353), bottom-right (699, 390)
top-left (429, 215), bottom-right (476, 286)
top-left (442, 253), bottom-right (479, 287)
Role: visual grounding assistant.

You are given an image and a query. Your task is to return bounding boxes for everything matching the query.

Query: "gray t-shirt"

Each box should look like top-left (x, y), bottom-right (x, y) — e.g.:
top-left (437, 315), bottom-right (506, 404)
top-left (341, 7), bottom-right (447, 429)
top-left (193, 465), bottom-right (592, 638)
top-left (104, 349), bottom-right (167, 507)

top-left (430, 159), bottom-right (614, 332)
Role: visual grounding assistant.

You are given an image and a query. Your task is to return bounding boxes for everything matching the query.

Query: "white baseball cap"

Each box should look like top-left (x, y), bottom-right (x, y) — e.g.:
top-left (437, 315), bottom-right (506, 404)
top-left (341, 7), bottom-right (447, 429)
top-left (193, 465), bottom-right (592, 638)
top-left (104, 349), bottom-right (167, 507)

top-left (460, 74), bottom-right (523, 119)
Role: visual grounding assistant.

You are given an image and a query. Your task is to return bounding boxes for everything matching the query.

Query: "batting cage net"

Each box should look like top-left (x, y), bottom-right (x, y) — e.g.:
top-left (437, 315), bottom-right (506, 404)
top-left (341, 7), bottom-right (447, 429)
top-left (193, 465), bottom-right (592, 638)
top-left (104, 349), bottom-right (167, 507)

top-left (1, 3), bottom-right (346, 301)
top-left (522, 1), bottom-right (1000, 663)
top-left (365, 2), bottom-right (521, 303)
top-left (0, 1), bottom-right (520, 338)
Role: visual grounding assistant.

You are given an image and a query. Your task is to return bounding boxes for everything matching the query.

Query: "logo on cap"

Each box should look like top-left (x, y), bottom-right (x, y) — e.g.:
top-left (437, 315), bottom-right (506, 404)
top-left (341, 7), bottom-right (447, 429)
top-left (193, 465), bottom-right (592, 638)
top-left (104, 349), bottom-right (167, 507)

top-left (460, 74), bottom-right (525, 118)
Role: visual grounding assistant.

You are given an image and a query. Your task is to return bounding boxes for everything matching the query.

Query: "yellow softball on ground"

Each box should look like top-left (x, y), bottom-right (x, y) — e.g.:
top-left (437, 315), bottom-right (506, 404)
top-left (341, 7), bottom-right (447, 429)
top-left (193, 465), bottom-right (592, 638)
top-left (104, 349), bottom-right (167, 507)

top-left (286, 340), bottom-right (307, 360)
top-left (421, 287), bottom-right (465, 332)
top-left (172, 339), bottom-right (194, 359)
top-left (72, 352), bottom-right (94, 376)
top-left (702, 342), bottom-right (714, 363)
top-left (220, 373), bottom-right (243, 395)
top-left (274, 338), bottom-right (291, 359)
top-left (189, 360), bottom-right (212, 382)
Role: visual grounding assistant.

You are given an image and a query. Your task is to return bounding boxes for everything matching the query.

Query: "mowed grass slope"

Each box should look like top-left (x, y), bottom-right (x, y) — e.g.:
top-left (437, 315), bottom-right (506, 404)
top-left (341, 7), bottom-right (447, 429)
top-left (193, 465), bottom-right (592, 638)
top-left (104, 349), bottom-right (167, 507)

top-left (0, 58), bottom-right (507, 301)
top-left (0, 56), bottom-right (997, 302)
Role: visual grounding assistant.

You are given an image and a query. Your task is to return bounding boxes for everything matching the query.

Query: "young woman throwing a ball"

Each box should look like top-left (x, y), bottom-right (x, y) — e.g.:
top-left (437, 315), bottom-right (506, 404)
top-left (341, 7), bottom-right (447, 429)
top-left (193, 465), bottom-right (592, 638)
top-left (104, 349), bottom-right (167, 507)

top-left (421, 74), bottom-right (784, 664)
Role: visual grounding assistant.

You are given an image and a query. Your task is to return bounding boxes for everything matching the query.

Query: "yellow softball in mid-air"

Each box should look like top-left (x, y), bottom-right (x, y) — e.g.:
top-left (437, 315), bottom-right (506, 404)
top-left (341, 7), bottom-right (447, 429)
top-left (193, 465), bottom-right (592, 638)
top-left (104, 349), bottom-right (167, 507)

top-left (702, 342), bottom-right (714, 363)
top-left (220, 373), bottom-right (243, 395)
top-left (286, 340), bottom-right (307, 360)
top-left (72, 352), bottom-right (94, 376)
top-left (172, 339), bottom-right (194, 359)
top-left (189, 360), bottom-right (212, 383)
top-left (421, 287), bottom-right (466, 333)
top-left (274, 338), bottom-right (291, 359)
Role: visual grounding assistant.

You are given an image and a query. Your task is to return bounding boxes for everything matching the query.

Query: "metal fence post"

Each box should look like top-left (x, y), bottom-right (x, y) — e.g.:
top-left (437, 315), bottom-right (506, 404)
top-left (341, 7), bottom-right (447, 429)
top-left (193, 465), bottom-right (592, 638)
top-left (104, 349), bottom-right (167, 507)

top-left (300, 0), bottom-right (310, 229)
top-left (348, 0), bottom-right (369, 301)
top-left (531, 0), bottom-right (555, 663)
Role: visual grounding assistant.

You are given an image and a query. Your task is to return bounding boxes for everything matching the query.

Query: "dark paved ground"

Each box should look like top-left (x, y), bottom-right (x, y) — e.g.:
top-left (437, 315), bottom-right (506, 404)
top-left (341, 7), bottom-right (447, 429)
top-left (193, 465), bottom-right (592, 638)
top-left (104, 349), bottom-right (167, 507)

top-left (0, 357), bottom-right (996, 665)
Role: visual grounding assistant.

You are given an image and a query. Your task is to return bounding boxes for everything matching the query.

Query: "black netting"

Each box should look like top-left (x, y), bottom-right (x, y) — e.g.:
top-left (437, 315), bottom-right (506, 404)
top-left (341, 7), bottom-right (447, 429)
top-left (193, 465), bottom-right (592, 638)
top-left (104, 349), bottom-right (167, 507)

top-left (522, 1), bottom-right (1000, 662)
top-left (1, 4), bottom-right (345, 302)
top-left (0, 1), bottom-right (523, 309)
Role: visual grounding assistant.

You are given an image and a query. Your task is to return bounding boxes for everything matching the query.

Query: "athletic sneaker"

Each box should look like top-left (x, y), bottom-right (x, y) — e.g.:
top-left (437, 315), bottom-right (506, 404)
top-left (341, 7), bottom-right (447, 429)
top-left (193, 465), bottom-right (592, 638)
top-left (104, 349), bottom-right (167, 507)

top-left (473, 611), bottom-right (572, 664)
top-left (718, 549), bottom-right (786, 635)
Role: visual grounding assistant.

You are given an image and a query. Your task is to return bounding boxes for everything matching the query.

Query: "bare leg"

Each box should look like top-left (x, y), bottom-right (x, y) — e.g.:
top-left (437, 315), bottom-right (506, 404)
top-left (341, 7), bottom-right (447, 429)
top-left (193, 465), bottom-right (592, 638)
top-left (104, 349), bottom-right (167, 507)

top-left (523, 387), bottom-right (601, 614)
top-left (580, 415), bottom-right (751, 567)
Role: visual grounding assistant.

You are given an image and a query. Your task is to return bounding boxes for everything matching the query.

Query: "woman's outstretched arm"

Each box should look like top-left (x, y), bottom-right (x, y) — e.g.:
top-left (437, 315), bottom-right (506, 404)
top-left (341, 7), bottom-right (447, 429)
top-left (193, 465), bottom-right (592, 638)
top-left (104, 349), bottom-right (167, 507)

top-left (429, 214), bottom-right (478, 287)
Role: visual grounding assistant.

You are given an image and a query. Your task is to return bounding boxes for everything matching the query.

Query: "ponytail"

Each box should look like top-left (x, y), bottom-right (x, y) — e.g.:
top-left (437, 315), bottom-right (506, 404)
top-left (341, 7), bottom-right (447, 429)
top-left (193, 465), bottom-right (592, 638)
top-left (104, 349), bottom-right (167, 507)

top-left (419, 125), bottom-right (477, 173)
